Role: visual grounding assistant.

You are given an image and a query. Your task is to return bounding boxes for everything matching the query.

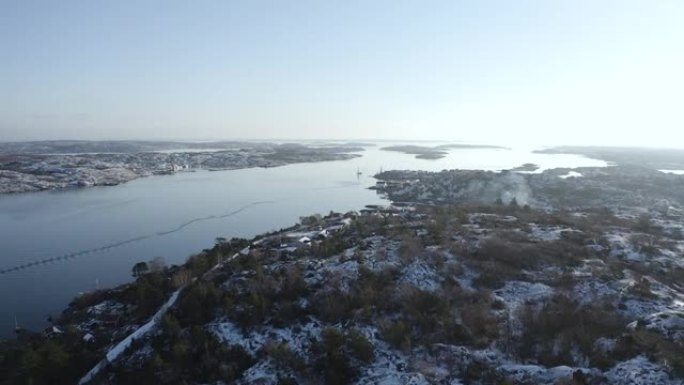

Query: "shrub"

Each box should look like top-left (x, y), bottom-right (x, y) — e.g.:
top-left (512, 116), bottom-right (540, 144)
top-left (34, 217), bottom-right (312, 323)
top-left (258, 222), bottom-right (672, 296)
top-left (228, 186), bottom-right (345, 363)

top-left (310, 284), bottom-right (352, 323)
top-left (400, 287), bottom-right (450, 336)
top-left (471, 260), bottom-right (519, 289)
top-left (517, 295), bottom-right (627, 367)
top-left (277, 266), bottom-right (308, 301)
top-left (313, 327), bottom-right (357, 385)
top-left (264, 341), bottom-right (304, 372)
top-left (347, 329), bottom-right (375, 364)
top-left (174, 281), bottom-right (223, 326)
top-left (382, 319), bottom-right (411, 350)
top-left (121, 274), bottom-right (168, 319)
top-left (460, 302), bottom-right (499, 347)
top-left (138, 325), bottom-right (254, 384)
top-left (476, 238), bottom-right (544, 269)
top-left (399, 232), bottom-right (424, 264)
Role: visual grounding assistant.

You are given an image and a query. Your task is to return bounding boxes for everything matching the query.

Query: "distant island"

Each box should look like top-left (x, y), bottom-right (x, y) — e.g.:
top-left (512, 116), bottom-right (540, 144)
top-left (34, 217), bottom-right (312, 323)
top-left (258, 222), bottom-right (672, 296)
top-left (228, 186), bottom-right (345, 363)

top-left (382, 144), bottom-right (509, 159)
top-left (509, 163), bottom-right (540, 172)
top-left (536, 146), bottom-right (684, 170)
top-left (0, 141), bottom-right (363, 194)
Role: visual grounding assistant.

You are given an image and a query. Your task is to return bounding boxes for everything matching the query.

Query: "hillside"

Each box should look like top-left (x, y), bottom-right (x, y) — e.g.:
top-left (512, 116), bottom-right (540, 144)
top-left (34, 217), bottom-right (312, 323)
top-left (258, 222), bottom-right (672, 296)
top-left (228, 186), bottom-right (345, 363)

top-left (3, 165), bottom-right (684, 384)
top-left (2, 199), bottom-right (684, 384)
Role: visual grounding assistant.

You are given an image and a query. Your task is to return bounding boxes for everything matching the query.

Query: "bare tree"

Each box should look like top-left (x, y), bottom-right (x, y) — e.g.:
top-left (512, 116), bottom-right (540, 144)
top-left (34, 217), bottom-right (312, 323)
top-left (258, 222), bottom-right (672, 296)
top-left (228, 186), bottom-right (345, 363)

top-left (172, 269), bottom-right (192, 288)
top-left (149, 256), bottom-right (166, 273)
top-left (131, 261), bottom-right (149, 277)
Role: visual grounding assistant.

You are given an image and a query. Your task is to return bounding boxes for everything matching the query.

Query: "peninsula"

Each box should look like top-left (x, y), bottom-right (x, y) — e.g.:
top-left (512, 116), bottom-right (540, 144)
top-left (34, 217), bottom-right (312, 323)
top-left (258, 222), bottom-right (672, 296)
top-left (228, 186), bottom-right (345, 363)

top-left (0, 141), bottom-right (362, 194)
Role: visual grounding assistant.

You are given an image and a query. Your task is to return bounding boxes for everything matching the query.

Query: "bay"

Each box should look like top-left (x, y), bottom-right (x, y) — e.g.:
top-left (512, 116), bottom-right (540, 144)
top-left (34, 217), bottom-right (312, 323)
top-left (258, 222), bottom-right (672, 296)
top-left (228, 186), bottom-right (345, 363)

top-left (0, 144), bottom-right (606, 336)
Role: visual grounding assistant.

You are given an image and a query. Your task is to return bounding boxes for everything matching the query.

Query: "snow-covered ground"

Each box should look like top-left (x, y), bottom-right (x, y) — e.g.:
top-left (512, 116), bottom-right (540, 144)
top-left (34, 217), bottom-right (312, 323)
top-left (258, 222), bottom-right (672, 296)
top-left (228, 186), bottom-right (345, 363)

top-left (493, 281), bottom-right (554, 310)
top-left (559, 171), bottom-right (583, 179)
top-left (84, 205), bottom-right (684, 385)
top-left (604, 356), bottom-right (682, 385)
top-left (211, 318), bottom-right (323, 357)
top-left (398, 260), bottom-right (442, 292)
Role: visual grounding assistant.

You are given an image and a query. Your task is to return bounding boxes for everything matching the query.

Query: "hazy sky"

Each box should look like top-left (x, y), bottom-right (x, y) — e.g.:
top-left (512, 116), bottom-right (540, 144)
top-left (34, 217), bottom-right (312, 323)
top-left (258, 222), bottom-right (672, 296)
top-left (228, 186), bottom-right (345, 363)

top-left (1, 1), bottom-right (683, 146)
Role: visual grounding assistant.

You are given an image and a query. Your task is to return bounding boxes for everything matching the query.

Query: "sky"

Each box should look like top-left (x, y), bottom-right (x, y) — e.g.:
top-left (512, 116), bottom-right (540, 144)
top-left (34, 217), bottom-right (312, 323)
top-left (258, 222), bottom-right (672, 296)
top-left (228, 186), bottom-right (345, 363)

top-left (1, 0), bottom-right (683, 147)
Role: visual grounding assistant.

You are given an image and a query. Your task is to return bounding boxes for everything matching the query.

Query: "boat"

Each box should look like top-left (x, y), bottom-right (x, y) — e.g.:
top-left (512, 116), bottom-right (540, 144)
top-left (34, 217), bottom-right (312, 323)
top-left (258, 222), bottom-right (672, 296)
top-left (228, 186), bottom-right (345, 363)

top-left (14, 316), bottom-right (24, 334)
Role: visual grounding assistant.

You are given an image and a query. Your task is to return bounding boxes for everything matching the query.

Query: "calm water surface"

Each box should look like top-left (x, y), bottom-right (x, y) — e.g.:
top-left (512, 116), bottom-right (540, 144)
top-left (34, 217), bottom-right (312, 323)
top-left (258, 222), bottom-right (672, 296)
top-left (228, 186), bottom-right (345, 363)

top-left (0, 144), bottom-right (606, 336)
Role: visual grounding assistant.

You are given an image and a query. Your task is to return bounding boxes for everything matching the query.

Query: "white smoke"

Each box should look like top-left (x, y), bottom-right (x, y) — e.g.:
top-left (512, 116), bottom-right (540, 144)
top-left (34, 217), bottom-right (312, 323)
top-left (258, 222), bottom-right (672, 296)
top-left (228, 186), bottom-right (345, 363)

top-left (460, 172), bottom-right (533, 206)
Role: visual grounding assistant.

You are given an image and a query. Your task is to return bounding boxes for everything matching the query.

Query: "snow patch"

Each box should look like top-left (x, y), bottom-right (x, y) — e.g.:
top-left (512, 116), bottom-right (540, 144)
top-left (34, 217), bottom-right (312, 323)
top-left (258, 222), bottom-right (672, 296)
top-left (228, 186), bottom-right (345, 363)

top-left (604, 355), bottom-right (679, 385)
top-left (642, 310), bottom-right (684, 341)
top-left (494, 281), bottom-right (554, 310)
top-left (572, 279), bottom-right (618, 305)
top-left (528, 224), bottom-right (564, 241)
top-left (559, 171), bottom-right (583, 179)
top-left (498, 364), bottom-right (545, 382)
top-left (238, 360), bottom-right (279, 385)
top-left (399, 260), bottom-right (441, 292)
top-left (212, 319), bottom-right (323, 356)
top-left (87, 300), bottom-right (125, 315)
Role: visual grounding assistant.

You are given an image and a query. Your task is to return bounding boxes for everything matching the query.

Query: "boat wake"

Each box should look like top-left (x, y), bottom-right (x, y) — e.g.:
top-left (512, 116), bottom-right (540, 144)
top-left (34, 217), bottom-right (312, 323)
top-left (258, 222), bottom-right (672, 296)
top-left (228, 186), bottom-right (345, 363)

top-left (0, 200), bottom-right (275, 275)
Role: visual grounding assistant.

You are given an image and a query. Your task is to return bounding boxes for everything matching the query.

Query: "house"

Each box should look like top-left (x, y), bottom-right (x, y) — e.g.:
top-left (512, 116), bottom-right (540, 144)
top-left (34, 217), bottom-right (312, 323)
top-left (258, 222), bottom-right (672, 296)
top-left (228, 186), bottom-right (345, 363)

top-left (43, 326), bottom-right (64, 338)
top-left (95, 314), bottom-right (122, 329)
top-left (83, 333), bottom-right (95, 343)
